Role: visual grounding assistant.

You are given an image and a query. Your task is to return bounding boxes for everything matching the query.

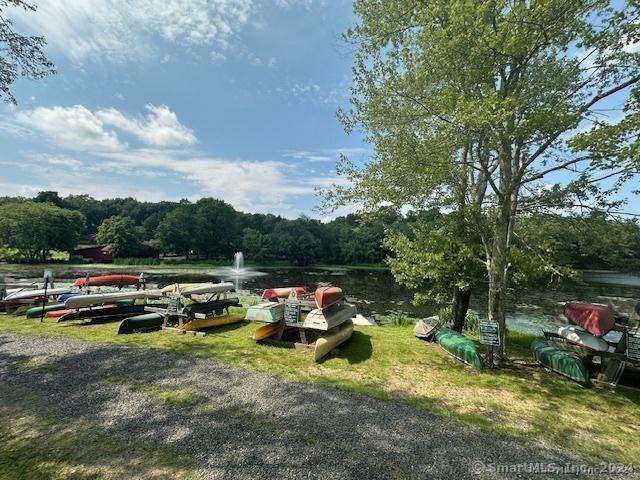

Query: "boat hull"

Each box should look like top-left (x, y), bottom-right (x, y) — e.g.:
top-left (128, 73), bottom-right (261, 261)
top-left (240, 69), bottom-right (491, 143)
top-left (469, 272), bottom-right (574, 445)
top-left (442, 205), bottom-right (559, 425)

top-left (414, 316), bottom-right (441, 339)
top-left (25, 303), bottom-right (66, 318)
top-left (261, 286), bottom-right (307, 300)
top-left (434, 327), bottom-right (484, 370)
top-left (180, 282), bottom-right (234, 296)
top-left (252, 323), bottom-right (282, 341)
top-left (74, 274), bottom-right (141, 287)
top-left (557, 326), bottom-right (609, 352)
top-left (4, 287), bottom-right (71, 301)
top-left (563, 301), bottom-right (615, 337)
top-left (313, 320), bottom-right (353, 362)
top-left (180, 313), bottom-right (245, 332)
top-left (244, 302), bottom-right (285, 323)
top-left (65, 289), bottom-right (163, 309)
top-left (302, 302), bottom-right (357, 331)
top-left (531, 338), bottom-right (589, 385)
top-left (57, 304), bottom-right (152, 322)
top-left (160, 283), bottom-right (200, 294)
top-left (118, 313), bottom-right (164, 334)
top-left (314, 286), bottom-right (343, 309)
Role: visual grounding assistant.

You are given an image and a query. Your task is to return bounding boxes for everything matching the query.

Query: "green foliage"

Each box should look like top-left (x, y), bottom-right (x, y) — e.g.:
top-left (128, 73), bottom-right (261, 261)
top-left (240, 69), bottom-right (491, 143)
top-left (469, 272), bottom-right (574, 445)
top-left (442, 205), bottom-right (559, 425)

top-left (378, 310), bottom-right (414, 327)
top-left (154, 205), bottom-right (196, 257)
top-left (96, 215), bottom-right (145, 258)
top-left (0, 201), bottom-right (84, 262)
top-left (464, 310), bottom-right (480, 333)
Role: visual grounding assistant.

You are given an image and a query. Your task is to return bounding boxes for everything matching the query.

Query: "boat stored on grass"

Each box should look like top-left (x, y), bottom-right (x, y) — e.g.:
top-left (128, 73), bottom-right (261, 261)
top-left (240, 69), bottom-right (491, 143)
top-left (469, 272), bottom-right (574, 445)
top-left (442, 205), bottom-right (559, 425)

top-left (261, 286), bottom-right (307, 300)
top-left (4, 287), bottom-right (71, 301)
top-left (313, 320), bottom-right (353, 362)
top-left (563, 301), bottom-right (615, 337)
top-left (244, 302), bottom-right (285, 323)
top-left (180, 282), bottom-right (234, 297)
top-left (65, 289), bottom-right (163, 309)
top-left (314, 286), bottom-right (343, 309)
top-left (118, 313), bottom-right (165, 334)
top-left (531, 338), bottom-right (589, 385)
top-left (556, 325), bottom-right (609, 352)
top-left (180, 313), bottom-right (245, 332)
top-left (434, 327), bottom-right (484, 370)
top-left (302, 301), bottom-right (357, 330)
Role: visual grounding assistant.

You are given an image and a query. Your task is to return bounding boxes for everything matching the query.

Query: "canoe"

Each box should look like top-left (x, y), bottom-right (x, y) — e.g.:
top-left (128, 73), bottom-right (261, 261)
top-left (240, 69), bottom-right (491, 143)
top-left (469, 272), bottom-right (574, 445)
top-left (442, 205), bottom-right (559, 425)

top-left (160, 283), bottom-right (200, 294)
top-left (252, 323), bottom-right (282, 341)
top-left (180, 282), bottom-right (234, 296)
top-left (4, 287), bottom-right (71, 301)
top-left (56, 293), bottom-right (79, 303)
top-left (414, 316), bottom-right (441, 339)
top-left (183, 298), bottom-right (240, 315)
top-left (118, 313), bottom-right (164, 334)
top-left (314, 320), bottom-right (353, 362)
top-left (302, 302), bottom-right (357, 331)
top-left (434, 327), bottom-right (484, 370)
top-left (46, 304), bottom-right (117, 318)
top-left (74, 274), bottom-right (141, 287)
top-left (557, 325), bottom-right (609, 352)
top-left (180, 313), bottom-right (245, 332)
top-left (57, 304), bottom-right (153, 322)
top-left (65, 289), bottom-right (163, 309)
top-left (25, 303), bottom-right (66, 318)
top-left (261, 286), bottom-right (307, 300)
top-left (531, 338), bottom-right (589, 385)
top-left (314, 286), bottom-right (343, 309)
top-left (244, 302), bottom-right (285, 323)
top-left (564, 301), bottom-right (615, 336)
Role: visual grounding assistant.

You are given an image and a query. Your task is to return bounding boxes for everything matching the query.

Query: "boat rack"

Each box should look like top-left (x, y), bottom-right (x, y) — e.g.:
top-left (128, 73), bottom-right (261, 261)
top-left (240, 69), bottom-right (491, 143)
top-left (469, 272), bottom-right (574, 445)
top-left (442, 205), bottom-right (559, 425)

top-left (254, 322), bottom-right (322, 353)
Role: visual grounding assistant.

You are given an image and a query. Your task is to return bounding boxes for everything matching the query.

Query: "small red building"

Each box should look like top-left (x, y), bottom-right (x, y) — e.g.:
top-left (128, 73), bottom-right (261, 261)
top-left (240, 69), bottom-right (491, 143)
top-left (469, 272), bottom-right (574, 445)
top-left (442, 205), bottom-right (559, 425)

top-left (71, 245), bottom-right (113, 263)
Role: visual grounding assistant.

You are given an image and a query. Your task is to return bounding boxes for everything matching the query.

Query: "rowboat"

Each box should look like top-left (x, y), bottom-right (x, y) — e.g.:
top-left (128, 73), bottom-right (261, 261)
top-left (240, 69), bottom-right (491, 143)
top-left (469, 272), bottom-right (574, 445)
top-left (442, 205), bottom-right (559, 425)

top-left (531, 338), bottom-right (589, 385)
top-left (57, 304), bottom-right (152, 322)
top-left (413, 316), bottom-right (441, 340)
top-left (302, 302), bottom-right (357, 331)
top-left (564, 301), bottom-right (615, 336)
top-left (183, 298), bottom-right (240, 316)
top-left (4, 287), bottom-right (71, 301)
top-left (251, 323), bottom-right (282, 341)
top-left (244, 302), bottom-right (285, 323)
top-left (65, 289), bottom-right (163, 309)
top-left (314, 286), bottom-right (343, 309)
top-left (261, 286), bottom-right (307, 300)
top-left (118, 313), bottom-right (164, 334)
top-left (434, 327), bottom-right (484, 370)
top-left (313, 320), bottom-right (353, 362)
top-left (180, 313), bottom-right (244, 332)
top-left (160, 283), bottom-right (200, 294)
top-left (74, 274), bottom-right (141, 287)
top-left (180, 282), bottom-right (234, 296)
top-left (557, 325), bottom-right (609, 352)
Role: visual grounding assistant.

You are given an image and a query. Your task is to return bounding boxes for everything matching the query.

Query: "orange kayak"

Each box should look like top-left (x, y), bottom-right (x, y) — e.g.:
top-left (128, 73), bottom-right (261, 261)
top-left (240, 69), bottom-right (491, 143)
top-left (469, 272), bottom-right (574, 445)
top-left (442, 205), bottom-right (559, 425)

top-left (45, 304), bottom-right (117, 318)
top-left (74, 274), bottom-right (141, 287)
top-left (261, 286), bottom-right (307, 300)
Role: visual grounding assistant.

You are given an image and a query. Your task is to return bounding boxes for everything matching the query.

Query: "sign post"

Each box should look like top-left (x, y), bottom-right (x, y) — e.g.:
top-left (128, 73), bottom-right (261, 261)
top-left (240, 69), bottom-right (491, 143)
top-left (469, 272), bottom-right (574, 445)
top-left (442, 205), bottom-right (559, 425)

top-left (40, 270), bottom-right (53, 322)
top-left (627, 327), bottom-right (640, 363)
top-left (479, 320), bottom-right (501, 347)
top-left (284, 300), bottom-right (301, 325)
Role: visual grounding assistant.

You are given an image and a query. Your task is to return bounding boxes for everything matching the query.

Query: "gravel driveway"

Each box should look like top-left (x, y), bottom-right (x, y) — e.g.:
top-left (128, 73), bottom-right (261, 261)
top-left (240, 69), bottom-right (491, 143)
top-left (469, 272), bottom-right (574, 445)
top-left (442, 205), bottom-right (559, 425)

top-left (0, 333), bottom-right (634, 479)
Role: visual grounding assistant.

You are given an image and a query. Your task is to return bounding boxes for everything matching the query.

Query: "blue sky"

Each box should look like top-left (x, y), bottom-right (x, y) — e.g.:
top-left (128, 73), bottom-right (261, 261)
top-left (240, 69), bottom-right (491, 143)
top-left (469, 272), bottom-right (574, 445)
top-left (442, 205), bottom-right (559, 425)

top-left (0, 0), bottom-right (366, 218)
top-left (0, 0), bottom-right (637, 218)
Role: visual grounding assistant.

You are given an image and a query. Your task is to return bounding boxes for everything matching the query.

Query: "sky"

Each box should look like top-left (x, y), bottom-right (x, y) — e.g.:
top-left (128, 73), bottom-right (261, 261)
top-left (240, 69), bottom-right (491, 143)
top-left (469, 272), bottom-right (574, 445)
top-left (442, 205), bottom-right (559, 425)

top-left (0, 0), bottom-right (366, 219)
top-left (0, 1), bottom-right (637, 219)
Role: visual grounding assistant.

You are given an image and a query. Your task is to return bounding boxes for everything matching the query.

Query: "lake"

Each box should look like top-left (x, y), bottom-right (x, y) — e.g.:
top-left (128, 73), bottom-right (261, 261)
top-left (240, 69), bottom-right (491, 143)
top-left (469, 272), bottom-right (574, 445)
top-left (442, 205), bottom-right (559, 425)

top-left (1, 263), bottom-right (639, 335)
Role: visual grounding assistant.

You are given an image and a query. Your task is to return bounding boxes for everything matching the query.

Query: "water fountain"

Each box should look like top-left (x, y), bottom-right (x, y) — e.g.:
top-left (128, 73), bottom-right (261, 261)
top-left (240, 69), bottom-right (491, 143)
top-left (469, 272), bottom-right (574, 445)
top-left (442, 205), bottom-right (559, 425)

top-left (208, 251), bottom-right (266, 291)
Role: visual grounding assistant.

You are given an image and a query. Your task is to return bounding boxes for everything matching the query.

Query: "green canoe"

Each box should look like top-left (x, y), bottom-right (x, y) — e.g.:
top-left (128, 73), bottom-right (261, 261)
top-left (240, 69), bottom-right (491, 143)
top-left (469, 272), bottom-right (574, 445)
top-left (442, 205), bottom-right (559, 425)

top-left (531, 338), bottom-right (589, 385)
top-left (434, 327), bottom-right (485, 370)
top-left (118, 313), bottom-right (164, 334)
top-left (25, 303), bottom-right (65, 318)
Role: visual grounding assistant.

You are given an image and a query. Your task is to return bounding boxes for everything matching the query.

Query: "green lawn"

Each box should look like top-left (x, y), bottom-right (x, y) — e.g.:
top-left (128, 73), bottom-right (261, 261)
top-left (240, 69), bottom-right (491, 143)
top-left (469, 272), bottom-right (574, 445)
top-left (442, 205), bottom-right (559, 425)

top-left (1, 311), bottom-right (638, 466)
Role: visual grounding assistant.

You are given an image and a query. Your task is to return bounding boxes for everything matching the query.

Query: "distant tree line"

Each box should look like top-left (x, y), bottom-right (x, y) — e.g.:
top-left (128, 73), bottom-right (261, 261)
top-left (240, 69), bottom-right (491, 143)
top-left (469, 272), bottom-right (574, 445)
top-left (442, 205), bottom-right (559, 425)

top-left (0, 192), bottom-right (638, 275)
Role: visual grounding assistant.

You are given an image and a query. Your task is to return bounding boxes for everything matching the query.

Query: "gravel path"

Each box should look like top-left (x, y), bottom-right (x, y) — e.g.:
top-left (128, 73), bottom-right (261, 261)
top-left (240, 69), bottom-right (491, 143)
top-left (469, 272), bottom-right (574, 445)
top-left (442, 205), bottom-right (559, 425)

top-left (0, 333), bottom-right (634, 479)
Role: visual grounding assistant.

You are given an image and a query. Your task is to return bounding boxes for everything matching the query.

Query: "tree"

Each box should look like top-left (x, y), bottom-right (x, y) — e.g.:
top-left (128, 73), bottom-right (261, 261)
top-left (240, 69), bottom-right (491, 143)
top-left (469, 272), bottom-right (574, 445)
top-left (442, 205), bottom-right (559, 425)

top-left (326, 0), bottom-right (640, 365)
top-left (0, 201), bottom-right (84, 262)
top-left (271, 220), bottom-right (321, 266)
top-left (154, 205), bottom-right (196, 258)
top-left (193, 198), bottom-right (238, 259)
top-left (1, 0), bottom-right (55, 104)
top-left (96, 216), bottom-right (145, 258)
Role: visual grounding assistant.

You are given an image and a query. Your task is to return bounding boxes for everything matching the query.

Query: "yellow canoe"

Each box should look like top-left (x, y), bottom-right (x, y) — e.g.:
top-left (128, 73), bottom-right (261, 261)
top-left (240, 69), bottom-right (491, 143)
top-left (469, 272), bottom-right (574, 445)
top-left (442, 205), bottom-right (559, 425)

top-left (313, 320), bottom-right (353, 362)
top-left (252, 323), bottom-right (282, 341)
top-left (161, 283), bottom-right (200, 294)
top-left (180, 313), bottom-right (244, 332)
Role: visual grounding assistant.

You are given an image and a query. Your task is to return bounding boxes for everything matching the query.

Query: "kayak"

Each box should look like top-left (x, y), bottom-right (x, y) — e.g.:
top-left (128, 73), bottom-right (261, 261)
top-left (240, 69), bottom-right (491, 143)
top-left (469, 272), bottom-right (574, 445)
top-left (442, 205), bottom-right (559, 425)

top-left (65, 289), bottom-right (163, 309)
top-left (531, 338), bottom-right (589, 385)
top-left (160, 283), bottom-right (200, 294)
top-left (183, 298), bottom-right (240, 315)
top-left (314, 320), bottom-right (353, 362)
top-left (25, 303), bottom-right (67, 318)
top-left (314, 286), bottom-right (343, 309)
top-left (251, 323), bottom-right (282, 341)
top-left (261, 286), bottom-right (307, 300)
top-left (57, 304), bottom-right (154, 322)
top-left (302, 302), bottom-right (357, 331)
top-left (4, 287), bottom-right (71, 301)
top-left (46, 304), bottom-right (117, 318)
top-left (180, 282), bottom-right (234, 296)
top-left (434, 327), bottom-right (484, 371)
top-left (244, 302), bottom-right (285, 323)
top-left (118, 313), bottom-right (164, 334)
top-left (180, 313), bottom-right (245, 332)
top-left (74, 274), bottom-right (141, 287)
top-left (557, 325), bottom-right (609, 352)
top-left (564, 301), bottom-right (615, 336)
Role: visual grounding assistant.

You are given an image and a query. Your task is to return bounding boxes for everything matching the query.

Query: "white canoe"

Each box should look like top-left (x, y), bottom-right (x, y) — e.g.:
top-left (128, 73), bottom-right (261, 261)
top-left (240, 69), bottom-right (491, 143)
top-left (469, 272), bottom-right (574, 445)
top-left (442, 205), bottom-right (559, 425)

top-left (180, 282), bottom-right (234, 296)
top-left (557, 325), bottom-right (609, 352)
top-left (65, 289), bottom-right (163, 309)
top-left (302, 302), bottom-right (357, 331)
top-left (160, 283), bottom-right (200, 294)
top-left (4, 287), bottom-right (71, 301)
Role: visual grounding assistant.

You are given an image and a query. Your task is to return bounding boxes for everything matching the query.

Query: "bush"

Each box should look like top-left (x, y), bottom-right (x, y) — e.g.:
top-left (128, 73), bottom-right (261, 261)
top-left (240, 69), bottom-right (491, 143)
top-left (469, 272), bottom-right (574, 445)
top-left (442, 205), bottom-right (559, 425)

top-left (464, 309), bottom-right (480, 332)
top-left (379, 310), bottom-right (415, 327)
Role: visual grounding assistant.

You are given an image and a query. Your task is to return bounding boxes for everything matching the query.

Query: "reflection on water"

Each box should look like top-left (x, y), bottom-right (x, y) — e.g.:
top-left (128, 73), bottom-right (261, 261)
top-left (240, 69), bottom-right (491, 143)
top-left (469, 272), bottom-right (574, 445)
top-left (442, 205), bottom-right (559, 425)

top-left (2, 264), bottom-right (639, 334)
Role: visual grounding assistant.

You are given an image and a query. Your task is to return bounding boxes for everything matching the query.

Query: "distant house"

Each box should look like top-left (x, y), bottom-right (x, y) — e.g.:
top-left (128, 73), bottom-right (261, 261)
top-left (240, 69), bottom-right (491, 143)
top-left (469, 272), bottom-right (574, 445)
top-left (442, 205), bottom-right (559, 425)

top-left (71, 245), bottom-right (113, 263)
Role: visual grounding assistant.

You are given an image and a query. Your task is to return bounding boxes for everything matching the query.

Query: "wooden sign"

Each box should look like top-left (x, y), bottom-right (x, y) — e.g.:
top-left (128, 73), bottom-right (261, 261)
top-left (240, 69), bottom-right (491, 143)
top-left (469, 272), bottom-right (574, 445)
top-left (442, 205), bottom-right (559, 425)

top-left (479, 320), bottom-right (501, 346)
top-left (167, 294), bottom-right (181, 315)
top-left (627, 327), bottom-right (640, 363)
top-left (284, 300), bottom-right (301, 325)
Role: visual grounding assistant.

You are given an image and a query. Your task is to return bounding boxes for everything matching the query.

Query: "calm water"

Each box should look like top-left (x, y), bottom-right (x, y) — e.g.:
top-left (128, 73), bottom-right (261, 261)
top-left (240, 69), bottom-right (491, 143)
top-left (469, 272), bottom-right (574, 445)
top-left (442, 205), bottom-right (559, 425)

top-left (2, 264), bottom-right (639, 334)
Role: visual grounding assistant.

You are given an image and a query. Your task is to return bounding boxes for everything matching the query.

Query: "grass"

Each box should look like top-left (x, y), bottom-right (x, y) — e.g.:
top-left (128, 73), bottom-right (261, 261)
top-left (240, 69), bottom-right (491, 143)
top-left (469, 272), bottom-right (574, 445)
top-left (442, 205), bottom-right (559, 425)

top-left (0, 384), bottom-right (197, 480)
top-left (1, 311), bottom-right (639, 466)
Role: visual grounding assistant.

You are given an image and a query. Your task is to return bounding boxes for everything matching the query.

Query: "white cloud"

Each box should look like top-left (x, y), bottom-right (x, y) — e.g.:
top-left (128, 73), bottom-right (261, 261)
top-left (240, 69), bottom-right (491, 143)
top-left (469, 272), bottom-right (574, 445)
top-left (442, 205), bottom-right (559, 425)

top-left (282, 147), bottom-right (369, 163)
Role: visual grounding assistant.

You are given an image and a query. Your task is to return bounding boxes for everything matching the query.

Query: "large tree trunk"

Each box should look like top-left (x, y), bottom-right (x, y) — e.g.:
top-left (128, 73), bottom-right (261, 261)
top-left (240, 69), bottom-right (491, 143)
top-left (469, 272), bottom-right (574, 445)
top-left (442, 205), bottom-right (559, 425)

top-left (451, 286), bottom-right (472, 332)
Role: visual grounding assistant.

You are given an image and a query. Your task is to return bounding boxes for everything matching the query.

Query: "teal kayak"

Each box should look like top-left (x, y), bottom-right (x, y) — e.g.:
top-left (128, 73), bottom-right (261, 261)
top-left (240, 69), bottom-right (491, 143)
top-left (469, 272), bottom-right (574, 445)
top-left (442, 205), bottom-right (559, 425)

top-left (25, 303), bottom-right (65, 318)
top-left (118, 313), bottom-right (164, 334)
top-left (434, 327), bottom-right (485, 370)
top-left (531, 338), bottom-right (589, 385)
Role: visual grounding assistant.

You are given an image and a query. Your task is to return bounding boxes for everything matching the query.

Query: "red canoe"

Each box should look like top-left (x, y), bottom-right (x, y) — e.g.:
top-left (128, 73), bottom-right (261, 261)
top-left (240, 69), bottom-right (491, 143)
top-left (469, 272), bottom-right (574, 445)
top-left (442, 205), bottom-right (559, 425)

top-left (315, 286), bottom-right (343, 310)
top-left (261, 286), bottom-right (307, 300)
top-left (563, 301), bottom-right (615, 337)
top-left (74, 274), bottom-right (141, 287)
